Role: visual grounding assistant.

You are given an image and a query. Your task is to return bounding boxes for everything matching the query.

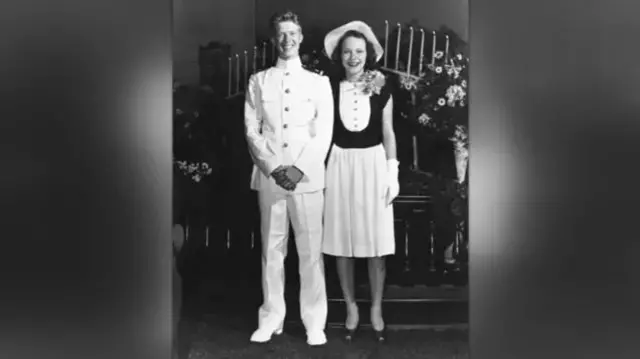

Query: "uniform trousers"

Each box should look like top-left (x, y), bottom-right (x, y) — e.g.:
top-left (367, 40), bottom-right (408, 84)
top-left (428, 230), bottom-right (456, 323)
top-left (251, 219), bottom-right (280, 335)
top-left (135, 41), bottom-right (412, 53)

top-left (256, 189), bottom-right (327, 333)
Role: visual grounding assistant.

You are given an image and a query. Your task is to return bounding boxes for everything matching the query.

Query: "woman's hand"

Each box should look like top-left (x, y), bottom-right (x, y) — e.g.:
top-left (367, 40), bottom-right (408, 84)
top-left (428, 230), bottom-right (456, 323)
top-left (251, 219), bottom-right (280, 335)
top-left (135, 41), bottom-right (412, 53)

top-left (385, 159), bottom-right (400, 205)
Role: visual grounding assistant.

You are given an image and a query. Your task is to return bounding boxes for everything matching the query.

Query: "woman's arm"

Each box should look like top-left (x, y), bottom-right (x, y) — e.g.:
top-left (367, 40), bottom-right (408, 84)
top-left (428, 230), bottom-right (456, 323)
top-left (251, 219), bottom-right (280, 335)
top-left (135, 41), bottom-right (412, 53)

top-left (382, 94), bottom-right (397, 160)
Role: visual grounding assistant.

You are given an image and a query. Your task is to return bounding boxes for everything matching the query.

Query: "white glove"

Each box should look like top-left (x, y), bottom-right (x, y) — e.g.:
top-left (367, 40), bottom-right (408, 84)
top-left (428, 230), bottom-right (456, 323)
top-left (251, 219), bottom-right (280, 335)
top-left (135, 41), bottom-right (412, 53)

top-left (385, 159), bottom-right (400, 206)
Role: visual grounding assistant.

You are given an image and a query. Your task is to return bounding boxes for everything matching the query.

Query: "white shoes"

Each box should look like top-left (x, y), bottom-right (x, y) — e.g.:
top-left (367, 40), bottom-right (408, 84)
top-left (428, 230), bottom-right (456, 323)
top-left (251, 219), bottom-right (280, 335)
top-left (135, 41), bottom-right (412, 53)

top-left (306, 331), bottom-right (327, 346)
top-left (250, 326), bottom-right (327, 346)
top-left (249, 326), bottom-right (284, 343)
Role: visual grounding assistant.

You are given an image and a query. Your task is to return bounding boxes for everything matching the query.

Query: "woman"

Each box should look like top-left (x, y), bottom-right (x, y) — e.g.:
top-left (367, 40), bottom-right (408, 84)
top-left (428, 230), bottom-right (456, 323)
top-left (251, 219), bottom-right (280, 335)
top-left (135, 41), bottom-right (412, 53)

top-left (322, 21), bottom-right (399, 342)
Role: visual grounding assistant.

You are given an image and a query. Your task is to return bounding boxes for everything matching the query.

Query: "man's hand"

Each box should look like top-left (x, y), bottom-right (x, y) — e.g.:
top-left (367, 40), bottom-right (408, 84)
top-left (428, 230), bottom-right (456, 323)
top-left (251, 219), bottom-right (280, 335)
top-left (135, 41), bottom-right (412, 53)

top-left (284, 166), bottom-right (304, 185)
top-left (271, 166), bottom-right (296, 191)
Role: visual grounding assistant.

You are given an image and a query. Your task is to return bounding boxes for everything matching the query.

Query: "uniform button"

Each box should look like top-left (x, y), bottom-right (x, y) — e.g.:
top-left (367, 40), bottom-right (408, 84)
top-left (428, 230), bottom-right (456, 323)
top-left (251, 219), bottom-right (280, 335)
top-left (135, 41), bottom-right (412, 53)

top-left (284, 107), bottom-right (289, 111)
top-left (354, 100), bottom-right (358, 103)
top-left (285, 89), bottom-right (290, 94)
top-left (285, 72), bottom-right (290, 76)
top-left (283, 124), bottom-right (288, 129)
top-left (283, 143), bottom-right (288, 148)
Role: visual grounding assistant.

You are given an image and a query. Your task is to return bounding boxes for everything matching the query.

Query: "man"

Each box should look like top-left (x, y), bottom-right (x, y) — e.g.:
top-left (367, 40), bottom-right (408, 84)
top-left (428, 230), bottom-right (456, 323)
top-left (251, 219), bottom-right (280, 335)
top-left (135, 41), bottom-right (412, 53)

top-left (244, 10), bottom-right (334, 346)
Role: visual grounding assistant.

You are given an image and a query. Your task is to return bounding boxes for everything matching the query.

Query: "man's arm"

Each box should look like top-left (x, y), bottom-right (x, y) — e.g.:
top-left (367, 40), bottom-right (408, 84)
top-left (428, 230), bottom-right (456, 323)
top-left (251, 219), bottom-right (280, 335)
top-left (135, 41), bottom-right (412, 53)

top-left (244, 74), bottom-right (281, 177)
top-left (291, 75), bottom-right (334, 178)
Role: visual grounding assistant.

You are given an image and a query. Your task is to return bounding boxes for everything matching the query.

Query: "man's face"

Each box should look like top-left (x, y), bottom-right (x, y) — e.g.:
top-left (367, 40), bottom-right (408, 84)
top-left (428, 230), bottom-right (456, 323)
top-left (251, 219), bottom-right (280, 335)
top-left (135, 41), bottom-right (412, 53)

top-left (273, 20), bottom-right (303, 60)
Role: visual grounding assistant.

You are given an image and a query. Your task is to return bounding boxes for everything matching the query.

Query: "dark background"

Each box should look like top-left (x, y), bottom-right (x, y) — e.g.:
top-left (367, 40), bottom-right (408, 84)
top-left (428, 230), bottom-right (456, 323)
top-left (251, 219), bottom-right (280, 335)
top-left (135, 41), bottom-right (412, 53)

top-left (2, 0), bottom-right (640, 359)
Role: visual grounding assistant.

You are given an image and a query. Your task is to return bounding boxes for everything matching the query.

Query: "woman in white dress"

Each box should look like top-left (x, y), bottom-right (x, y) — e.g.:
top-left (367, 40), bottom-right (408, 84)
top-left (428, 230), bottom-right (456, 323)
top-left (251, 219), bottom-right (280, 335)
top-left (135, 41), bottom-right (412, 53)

top-left (322, 21), bottom-right (399, 342)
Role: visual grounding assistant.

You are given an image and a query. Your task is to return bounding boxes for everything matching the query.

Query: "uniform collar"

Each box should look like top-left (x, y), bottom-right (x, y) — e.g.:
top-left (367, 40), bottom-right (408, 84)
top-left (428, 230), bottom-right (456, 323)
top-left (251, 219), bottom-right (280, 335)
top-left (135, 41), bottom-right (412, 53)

top-left (275, 56), bottom-right (303, 72)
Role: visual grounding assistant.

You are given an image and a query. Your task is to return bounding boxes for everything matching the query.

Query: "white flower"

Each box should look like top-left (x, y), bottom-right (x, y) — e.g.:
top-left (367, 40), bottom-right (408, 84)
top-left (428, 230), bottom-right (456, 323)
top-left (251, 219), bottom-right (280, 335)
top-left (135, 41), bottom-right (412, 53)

top-left (461, 80), bottom-right (467, 88)
top-left (434, 51), bottom-right (444, 59)
top-left (427, 64), bottom-right (435, 71)
top-left (193, 174), bottom-right (202, 182)
top-left (456, 54), bottom-right (463, 60)
top-left (437, 98), bottom-right (446, 106)
top-left (193, 111), bottom-right (199, 118)
top-left (460, 100), bottom-right (465, 107)
top-left (418, 113), bottom-right (431, 125)
top-left (175, 108), bottom-right (183, 115)
top-left (435, 67), bottom-right (443, 74)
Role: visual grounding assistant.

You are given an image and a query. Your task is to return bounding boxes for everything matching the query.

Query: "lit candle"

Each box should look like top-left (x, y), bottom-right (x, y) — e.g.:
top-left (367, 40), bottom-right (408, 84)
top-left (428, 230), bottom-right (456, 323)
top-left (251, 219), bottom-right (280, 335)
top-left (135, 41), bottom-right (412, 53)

top-left (384, 20), bottom-right (389, 68)
top-left (407, 27), bottom-right (414, 75)
top-left (244, 50), bottom-right (248, 88)
top-left (418, 29), bottom-right (425, 75)
top-left (431, 31), bottom-right (436, 66)
top-left (252, 46), bottom-right (257, 73)
top-left (261, 42), bottom-right (266, 68)
top-left (395, 23), bottom-right (401, 70)
top-left (412, 135), bottom-right (418, 169)
top-left (235, 54), bottom-right (240, 94)
top-left (444, 35), bottom-right (449, 62)
top-left (227, 57), bottom-right (232, 96)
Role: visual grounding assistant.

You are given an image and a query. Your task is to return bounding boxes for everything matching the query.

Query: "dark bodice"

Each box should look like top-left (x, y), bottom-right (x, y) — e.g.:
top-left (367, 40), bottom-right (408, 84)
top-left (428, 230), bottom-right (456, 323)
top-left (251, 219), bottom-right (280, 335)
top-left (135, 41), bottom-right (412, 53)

top-left (329, 78), bottom-right (392, 149)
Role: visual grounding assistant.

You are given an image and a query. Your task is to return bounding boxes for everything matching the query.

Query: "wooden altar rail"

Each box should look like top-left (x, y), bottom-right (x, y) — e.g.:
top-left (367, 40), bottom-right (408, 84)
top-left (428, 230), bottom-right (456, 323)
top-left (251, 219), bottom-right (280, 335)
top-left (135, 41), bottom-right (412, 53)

top-left (224, 20), bottom-right (446, 99)
top-left (180, 193), bottom-right (468, 288)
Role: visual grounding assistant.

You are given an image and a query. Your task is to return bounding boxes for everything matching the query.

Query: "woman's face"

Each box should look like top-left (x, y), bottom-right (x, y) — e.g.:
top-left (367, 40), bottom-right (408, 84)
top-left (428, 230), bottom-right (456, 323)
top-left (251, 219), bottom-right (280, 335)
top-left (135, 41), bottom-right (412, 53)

top-left (340, 36), bottom-right (367, 78)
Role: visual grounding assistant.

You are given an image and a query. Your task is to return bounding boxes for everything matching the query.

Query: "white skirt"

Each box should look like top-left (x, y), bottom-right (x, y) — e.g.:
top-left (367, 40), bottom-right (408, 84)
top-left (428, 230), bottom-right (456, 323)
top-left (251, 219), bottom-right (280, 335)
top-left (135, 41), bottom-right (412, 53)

top-left (322, 144), bottom-right (396, 258)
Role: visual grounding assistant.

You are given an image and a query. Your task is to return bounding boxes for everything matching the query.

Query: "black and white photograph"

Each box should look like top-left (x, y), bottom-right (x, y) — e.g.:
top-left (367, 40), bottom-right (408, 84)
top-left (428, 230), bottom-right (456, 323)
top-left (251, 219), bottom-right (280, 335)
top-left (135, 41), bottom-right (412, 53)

top-left (172, 1), bottom-right (469, 357)
top-left (8, 0), bottom-right (640, 358)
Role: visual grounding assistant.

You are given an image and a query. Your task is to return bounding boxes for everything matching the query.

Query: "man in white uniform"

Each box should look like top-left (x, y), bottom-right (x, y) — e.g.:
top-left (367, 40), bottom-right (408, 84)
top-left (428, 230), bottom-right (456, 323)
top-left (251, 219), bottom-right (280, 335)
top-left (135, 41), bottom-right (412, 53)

top-left (244, 10), bottom-right (334, 346)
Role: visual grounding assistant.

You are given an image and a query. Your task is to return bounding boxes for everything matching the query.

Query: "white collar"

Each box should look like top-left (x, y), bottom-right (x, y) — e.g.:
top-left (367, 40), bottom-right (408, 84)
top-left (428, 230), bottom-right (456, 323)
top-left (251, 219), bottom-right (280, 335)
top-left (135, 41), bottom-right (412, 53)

top-left (275, 56), bottom-right (303, 71)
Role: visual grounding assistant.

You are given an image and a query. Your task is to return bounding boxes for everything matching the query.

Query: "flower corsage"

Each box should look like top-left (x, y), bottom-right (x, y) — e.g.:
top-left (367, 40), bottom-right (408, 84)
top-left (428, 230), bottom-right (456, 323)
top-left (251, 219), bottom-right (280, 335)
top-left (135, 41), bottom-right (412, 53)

top-left (359, 70), bottom-right (386, 96)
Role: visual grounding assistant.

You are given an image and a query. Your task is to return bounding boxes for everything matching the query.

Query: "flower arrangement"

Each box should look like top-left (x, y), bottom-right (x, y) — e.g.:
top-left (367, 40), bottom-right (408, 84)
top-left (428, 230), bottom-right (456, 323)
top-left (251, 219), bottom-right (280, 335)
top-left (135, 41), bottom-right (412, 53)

top-left (174, 160), bottom-right (213, 183)
top-left (173, 82), bottom-right (218, 184)
top-left (172, 82), bottom-right (223, 224)
top-left (399, 51), bottom-right (469, 146)
top-left (359, 70), bottom-right (386, 96)
top-left (397, 45), bottom-right (469, 184)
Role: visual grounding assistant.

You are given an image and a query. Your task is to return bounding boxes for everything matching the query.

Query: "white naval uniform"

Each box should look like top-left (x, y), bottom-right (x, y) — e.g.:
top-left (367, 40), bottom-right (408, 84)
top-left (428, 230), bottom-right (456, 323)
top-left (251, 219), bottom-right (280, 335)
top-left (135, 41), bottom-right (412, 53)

top-left (244, 57), bottom-right (334, 334)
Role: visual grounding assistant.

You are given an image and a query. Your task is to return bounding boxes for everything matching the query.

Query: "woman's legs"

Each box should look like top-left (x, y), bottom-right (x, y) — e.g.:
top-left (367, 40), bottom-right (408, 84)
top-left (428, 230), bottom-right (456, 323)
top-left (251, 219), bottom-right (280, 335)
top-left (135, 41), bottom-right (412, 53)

top-left (367, 256), bottom-right (386, 331)
top-left (336, 256), bottom-right (359, 329)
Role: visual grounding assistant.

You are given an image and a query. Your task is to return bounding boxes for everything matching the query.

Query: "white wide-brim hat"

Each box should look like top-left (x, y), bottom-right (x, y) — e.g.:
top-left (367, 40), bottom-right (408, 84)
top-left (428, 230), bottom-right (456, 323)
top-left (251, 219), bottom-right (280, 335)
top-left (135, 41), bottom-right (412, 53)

top-left (324, 20), bottom-right (384, 62)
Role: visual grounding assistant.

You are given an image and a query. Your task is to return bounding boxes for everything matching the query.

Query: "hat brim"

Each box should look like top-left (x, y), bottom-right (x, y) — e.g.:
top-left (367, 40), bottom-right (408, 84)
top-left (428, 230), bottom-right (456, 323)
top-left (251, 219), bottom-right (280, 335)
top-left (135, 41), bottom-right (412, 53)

top-left (324, 21), bottom-right (384, 62)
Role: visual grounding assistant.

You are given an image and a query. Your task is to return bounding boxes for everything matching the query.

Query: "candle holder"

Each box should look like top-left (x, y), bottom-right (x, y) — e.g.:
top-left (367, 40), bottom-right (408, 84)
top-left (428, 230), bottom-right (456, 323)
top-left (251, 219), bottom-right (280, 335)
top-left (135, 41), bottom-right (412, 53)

top-left (428, 220), bottom-right (437, 272)
top-left (403, 221), bottom-right (411, 273)
top-left (394, 23), bottom-right (402, 71)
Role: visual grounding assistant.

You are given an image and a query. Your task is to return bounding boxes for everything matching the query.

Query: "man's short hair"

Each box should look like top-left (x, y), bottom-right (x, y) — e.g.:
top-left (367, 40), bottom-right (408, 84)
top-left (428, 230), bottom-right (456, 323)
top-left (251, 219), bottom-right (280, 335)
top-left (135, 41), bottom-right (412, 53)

top-left (269, 10), bottom-right (302, 33)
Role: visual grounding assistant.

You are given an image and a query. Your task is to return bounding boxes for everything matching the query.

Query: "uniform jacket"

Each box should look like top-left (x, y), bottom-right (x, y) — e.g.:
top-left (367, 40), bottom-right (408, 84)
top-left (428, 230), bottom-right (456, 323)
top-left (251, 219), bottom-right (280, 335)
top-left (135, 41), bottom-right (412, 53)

top-left (244, 57), bottom-right (334, 194)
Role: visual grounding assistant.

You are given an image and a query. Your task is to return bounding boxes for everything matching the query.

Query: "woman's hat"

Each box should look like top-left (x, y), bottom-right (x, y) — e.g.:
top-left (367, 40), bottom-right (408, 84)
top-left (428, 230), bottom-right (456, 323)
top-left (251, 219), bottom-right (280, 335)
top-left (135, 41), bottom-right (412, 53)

top-left (324, 20), bottom-right (384, 62)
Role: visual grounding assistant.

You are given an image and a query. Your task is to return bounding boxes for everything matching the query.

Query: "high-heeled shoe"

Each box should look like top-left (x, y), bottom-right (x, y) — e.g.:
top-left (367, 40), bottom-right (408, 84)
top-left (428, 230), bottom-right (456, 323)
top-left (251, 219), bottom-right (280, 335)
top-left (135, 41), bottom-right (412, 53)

top-left (344, 304), bottom-right (359, 342)
top-left (344, 323), bottom-right (359, 342)
top-left (373, 326), bottom-right (386, 343)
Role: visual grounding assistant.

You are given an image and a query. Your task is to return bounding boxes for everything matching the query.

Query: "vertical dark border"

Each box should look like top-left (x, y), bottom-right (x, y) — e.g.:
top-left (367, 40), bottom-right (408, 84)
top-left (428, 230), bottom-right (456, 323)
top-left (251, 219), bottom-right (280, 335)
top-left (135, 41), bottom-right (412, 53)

top-left (470, 0), bottom-right (640, 358)
top-left (0, 1), bottom-right (172, 358)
